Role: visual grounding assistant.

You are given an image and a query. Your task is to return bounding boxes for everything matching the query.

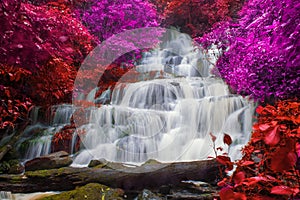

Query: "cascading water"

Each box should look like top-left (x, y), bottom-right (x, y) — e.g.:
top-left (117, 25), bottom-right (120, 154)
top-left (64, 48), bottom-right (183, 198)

top-left (19, 31), bottom-right (254, 166)
top-left (71, 32), bottom-right (255, 166)
top-left (0, 191), bottom-right (13, 200)
top-left (18, 104), bottom-right (75, 160)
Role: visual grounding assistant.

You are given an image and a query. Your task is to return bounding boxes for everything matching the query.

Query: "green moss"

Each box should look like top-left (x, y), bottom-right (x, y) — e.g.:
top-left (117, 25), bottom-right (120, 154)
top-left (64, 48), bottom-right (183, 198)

top-left (57, 167), bottom-right (66, 175)
top-left (25, 169), bottom-right (56, 177)
top-left (39, 183), bottom-right (124, 200)
top-left (142, 159), bottom-right (161, 165)
top-left (93, 163), bottom-right (107, 169)
top-left (10, 175), bottom-right (23, 182)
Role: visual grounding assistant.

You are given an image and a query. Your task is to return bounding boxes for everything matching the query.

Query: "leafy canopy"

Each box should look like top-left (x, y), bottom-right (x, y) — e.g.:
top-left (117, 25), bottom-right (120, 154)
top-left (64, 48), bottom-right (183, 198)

top-left (200, 0), bottom-right (300, 101)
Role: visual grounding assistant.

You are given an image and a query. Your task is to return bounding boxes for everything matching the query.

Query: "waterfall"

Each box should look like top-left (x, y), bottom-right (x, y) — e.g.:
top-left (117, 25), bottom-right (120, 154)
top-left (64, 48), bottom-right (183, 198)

top-left (19, 31), bottom-right (254, 166)
top-left (18, 104), bottom-right (75, 160)
top-left (71, 32), bottom-right (255, 166)
top-left (0, 191), bottom-right (13, 200)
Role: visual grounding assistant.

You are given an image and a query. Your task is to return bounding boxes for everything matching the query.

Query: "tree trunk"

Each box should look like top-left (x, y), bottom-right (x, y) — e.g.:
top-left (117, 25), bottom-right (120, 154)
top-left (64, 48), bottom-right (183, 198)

top-left (0, 159), bottom-right (223, 193)
top-left (0, 122), bottom-right (28, 162)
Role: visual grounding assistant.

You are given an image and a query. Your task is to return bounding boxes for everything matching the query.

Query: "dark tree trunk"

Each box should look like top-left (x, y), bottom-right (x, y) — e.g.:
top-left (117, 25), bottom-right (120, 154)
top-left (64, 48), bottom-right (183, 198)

top-left (0, 122), bottom-right (28, 162)
top-left (0, 159), bottom-right (222, 193)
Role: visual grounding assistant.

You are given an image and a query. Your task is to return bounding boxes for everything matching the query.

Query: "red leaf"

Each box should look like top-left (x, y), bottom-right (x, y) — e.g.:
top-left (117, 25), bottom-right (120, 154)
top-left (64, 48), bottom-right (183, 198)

top-left (270, 140), bottom-right (297, 172)
top-left (243, 176), bottom-right (269, 186)
top-left (296, 143), bottom-right (300, 157)
top-left (216, 155), bottom-right (231, 165)
top-left (259, 123), bottom-right (270, 131)
top-left (217, 178), bottom-right (227, 187)
top-left (219, 187), bottom-right (235, 200)
top-left (217, 147), bottom-right (223, 151)
top-left (240, 160), bottom-right (255, 166)
top-left (249, 195), bottom-right (278, 200)
top-left (264, 125), bottom-right (280, 146)
top-left (219, 187), bottom-right (246, 200)
top-left (217, 155), bottom-right (233, 170)
top-left (256, 105), bottom-right (264, 114)
top-left (271, 186), bottom-right (299, 196)
top-left (233, 171), bottom-right (245, 185)
top-left (223, 133), bottom-right (232, 145)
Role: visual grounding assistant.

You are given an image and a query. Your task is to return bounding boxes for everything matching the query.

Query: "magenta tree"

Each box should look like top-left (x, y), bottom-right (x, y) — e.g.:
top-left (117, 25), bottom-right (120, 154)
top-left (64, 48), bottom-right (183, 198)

top-left (77, 0), bottom-right (161, 65)
top-left (200, 0), bottom-right (300, 101)
top-left (78, 0), bottom-right (159, 40)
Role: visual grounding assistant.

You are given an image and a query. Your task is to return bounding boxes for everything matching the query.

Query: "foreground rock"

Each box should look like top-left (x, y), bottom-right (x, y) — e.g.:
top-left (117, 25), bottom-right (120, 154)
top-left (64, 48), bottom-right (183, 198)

top-left (0, 159), bottom-right (222, 193)
top-left (25, 151), bottom-right (72, 171)
top-left (165, 181), bottom-right (219, 199)
top-left (38, 183), bottom-right (124, 200)
top-left (136, 189), bottom-right (163, 200)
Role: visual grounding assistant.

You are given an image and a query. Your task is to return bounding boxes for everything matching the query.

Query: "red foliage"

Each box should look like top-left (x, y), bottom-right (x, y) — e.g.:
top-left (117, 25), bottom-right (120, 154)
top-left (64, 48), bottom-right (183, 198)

top-left (29, 58), bottom-right (77, 105)
top-left (219, 100), bottom-right (300, 199)
top-left (219, 186), bottom-right (246, 200)
top-left (25, 0), bottom-right (90, 9)
top-left (75, 62), bottom-right (152, 101)
top-left (0, 0), bottom-right (95, 132)
top-left (159, 0), bottom-right (245, 37)
top-left (0, 65), bottom-right (32, 130)
top-left (223, 133), bottom-right (232, 146)
top-left (51, 123), bottom-right (82, 153)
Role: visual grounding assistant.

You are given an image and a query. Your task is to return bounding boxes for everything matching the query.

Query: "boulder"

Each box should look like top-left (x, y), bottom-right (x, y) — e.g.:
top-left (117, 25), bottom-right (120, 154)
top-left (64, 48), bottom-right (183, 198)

top-left (25, 151), bottom-right (72, 171)
top-left (136, 189), bottom-right (163, 200)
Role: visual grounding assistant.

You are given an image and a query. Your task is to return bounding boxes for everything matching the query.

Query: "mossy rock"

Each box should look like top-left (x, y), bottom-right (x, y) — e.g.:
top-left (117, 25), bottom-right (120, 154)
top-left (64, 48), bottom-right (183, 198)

top-left (88, 159), bottom-right (108, 168)
top-left (142, 159), bottom-right (161, 166)
top-left (39, 183), bottom-right (124, 200)
top-left (25, 168), bottom-right (58, 178)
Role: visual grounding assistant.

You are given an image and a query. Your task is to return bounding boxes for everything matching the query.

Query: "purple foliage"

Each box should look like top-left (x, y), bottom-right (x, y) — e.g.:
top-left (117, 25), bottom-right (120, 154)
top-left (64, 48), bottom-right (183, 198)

top-left (200, 0), bottom-right (300, 101)
top-left (77, 0), bottom-right (162, 65)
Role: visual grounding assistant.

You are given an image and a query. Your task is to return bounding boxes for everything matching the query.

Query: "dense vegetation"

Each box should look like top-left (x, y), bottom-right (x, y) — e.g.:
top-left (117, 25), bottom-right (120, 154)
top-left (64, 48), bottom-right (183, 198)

top-left (201, 0), bottom-right (300, 100)
top-left (0, 0), bottom-right (299, 198)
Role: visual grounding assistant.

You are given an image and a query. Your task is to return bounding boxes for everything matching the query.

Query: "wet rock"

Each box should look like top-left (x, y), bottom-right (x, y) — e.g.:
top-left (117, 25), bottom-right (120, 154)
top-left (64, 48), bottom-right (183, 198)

top-left (167, 192), bottom-right (215, 200)
top-left (166, 180), bottom-right (219, 200)
top-left (39, 183), bottom-right (124, 200)
top-left (135, 189), bottom-right (163, 200)
top-left (159, 185), bottom-right (171, 195)
top-left (25, 151), bottom-right (72, 171)
top-left (181, 180), bottom-right (213, 193)
top-left (88, 158), bottom-right (108, 168)
top-left (170, 81), bottom-right (180, 87)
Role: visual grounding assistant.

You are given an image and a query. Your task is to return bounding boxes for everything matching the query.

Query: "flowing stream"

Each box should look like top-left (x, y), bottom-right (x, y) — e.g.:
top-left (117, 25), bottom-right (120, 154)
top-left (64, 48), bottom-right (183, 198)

top-left (20, 32), bottom-right (255, 166)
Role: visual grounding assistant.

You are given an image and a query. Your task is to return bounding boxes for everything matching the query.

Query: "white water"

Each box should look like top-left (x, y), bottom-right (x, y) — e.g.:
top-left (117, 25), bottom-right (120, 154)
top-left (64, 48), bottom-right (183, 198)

top-left (19, 104), bottom-right (75, 160)
top-left (71, 32), bottom-right (255, 166)
top-left (0, 191), bottom-right (13, 200)
top-left (0, 191), bottom-right (58, 200)
top-left (20, 32), bottom-right (254, 166)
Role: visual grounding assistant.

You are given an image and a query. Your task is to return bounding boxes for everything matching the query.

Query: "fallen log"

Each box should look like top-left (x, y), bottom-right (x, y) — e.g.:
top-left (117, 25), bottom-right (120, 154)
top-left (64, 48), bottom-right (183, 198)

top-left (0, 159), bottom-right (222, 193)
